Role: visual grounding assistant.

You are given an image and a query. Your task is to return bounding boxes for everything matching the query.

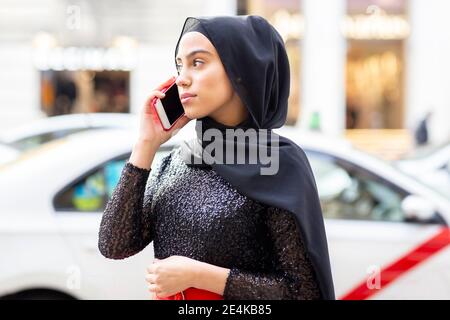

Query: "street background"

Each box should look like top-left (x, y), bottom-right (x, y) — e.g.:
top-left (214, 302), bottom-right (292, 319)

top-left (1, 0), bottom-right (450, 300)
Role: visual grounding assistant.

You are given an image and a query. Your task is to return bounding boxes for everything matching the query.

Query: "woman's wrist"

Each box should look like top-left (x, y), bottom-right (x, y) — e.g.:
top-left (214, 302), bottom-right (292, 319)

top-left (190, 260), bottom-right (230, 295)
top-left (129, 139), bottom-right (160, 170)
top-left (135, 137), bottom-right (160, 150)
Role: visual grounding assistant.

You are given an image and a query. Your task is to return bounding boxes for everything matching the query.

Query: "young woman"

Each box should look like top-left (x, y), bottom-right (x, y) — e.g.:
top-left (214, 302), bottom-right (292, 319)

top-left (98, 15), bottom-right (335, 300)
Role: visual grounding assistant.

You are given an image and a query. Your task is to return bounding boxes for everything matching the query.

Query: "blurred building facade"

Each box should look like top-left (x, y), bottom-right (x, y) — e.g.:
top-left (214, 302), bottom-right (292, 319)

top-left (243, 0), bottom-right (450, 148)
top-left (0, 0), bottom-right (236, 128)
top-left (0, 0), bottom-right (449, 146)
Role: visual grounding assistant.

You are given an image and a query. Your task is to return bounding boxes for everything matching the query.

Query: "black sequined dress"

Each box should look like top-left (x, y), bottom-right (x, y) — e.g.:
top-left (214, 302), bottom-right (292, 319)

top-left (98, 147), bottom-right (320, 299)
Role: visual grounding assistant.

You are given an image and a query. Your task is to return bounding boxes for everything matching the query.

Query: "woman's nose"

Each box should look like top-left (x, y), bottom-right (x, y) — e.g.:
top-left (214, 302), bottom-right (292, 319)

top-left (175, 74), bottom-right (190, 87)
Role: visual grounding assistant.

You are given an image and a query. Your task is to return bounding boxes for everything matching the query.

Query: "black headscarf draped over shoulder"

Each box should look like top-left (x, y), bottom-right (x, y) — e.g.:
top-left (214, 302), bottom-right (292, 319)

top-left (174, 15), bottom-right (335, 300)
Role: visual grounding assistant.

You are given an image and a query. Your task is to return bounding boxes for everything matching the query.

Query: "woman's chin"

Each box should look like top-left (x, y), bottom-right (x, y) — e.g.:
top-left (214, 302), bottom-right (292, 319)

top-left (183, 110), bottom-right (194, 119)
top-left (185, 113), bottom-right (197, 120)
top-left (183, 108), bottom-right (203, 120)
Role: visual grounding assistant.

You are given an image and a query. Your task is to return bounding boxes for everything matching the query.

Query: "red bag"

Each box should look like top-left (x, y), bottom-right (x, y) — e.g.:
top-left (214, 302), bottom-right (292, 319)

top-left (156, 287), bottom-right (223, 300)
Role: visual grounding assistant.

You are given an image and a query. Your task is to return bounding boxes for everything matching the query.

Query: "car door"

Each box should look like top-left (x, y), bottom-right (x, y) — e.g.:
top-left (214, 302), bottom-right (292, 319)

top-left (52, 147), bottom-right (172, 299)
top-left (305, 150), bottom-right (450, 300)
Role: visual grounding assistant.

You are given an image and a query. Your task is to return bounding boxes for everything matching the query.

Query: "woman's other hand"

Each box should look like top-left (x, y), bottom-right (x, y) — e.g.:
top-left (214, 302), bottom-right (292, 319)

top-left (145, 255), bottom-right (198, 298)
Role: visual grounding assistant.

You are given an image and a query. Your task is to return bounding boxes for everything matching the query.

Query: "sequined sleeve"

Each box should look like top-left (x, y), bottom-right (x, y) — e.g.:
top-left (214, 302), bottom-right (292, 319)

top-left (222, 207), bottom-right (321, 300)
top-left (98, 161), bottom-right (156, 260)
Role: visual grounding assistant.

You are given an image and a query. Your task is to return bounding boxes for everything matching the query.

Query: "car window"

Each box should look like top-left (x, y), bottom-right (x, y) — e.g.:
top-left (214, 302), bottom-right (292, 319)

top-left (305, 151), bottom-right (409, 222)
top-left (11, 128), bottom-right (94, 151)
top-left (54, 147), bottom-right (173, 212)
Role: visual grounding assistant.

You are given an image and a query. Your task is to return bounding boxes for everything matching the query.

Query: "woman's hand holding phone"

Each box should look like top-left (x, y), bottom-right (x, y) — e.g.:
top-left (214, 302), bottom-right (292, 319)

top-left (129, 76), bottom-right (191, 170)
top-left (139, 76), bottom-right (191, 147)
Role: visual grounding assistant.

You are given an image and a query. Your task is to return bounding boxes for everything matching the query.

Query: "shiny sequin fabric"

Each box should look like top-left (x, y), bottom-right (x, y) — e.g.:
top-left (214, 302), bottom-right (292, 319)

top-left (98, 147), bottom-right (321, 299)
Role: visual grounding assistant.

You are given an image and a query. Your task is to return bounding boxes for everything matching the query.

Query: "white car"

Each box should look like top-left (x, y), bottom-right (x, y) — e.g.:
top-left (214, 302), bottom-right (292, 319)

top-left (0, 124), bottom-right (193, 300)
top-left (0, 113), bottom-right (138, 152)
top-left (0, 126), bottom-right (449, 299)
top-left (278, 128), bottom-right (450, 300)
top-left (395, 141), bottom-right (450, 199)
top-left (0, 143), bottom-right (20, 167)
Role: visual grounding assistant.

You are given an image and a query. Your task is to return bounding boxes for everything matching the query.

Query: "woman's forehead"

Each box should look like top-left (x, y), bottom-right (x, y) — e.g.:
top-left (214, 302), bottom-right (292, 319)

top-left (177, 32), bottom-right (216, 57)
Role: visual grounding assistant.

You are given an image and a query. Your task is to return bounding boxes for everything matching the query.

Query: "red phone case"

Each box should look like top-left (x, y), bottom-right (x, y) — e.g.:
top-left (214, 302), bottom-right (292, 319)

top-left (151, 77), bottom-right (184, 131)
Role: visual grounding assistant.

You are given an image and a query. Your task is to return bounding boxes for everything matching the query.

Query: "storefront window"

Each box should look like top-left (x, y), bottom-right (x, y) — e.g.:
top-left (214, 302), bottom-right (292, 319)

top-left (40, 70), bottom-right (130, 116)
top-left (34, 37), bottom-right (136, 117)
top-left (239, 0), bottom-right (303, 126)
top-left (345, 0), bottom-right (408, 129)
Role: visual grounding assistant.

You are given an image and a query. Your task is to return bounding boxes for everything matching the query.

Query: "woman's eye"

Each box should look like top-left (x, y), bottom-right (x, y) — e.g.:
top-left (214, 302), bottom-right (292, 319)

top-left (176, 60), bottom-right (203, 72)
top-left (193, 59), bottom-right (203, 67)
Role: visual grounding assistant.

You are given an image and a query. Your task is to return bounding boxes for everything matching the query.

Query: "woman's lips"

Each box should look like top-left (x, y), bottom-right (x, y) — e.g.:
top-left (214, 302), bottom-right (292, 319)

top-left (181, 96), bottom-right (196, 104)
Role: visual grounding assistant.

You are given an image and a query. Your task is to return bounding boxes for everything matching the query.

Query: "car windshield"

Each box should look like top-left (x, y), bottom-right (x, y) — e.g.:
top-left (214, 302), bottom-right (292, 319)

top-left (393, 161), bottom-right (450, 199)
top-left (432, 185), bottom-right (450, 199)
top-left (400, 140), bottom-right (450, 160)
top-left (0, 138), bottom-right (68, 171)
top-left (327, 145), bottom-right (450, 202)
top-left (0, 140), bottom-right (20, 151)
top-left (402, 171), bottom-right (450, 200)
top-left (9, 127), bottom-right (102, 152)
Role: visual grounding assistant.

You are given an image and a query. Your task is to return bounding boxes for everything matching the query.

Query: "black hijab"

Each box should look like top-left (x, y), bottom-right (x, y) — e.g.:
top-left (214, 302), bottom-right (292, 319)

top-left (174, 15), bottom-right (335, 300)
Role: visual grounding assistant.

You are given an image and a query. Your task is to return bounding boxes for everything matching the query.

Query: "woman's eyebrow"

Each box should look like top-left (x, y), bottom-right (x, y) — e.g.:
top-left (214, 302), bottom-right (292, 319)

top-left (176, 49), bottom-right (212, 62)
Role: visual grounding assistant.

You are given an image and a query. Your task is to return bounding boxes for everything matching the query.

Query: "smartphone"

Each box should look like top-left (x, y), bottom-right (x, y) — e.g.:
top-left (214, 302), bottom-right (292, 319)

top-left (153, 80), bottom-right (185, 131)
